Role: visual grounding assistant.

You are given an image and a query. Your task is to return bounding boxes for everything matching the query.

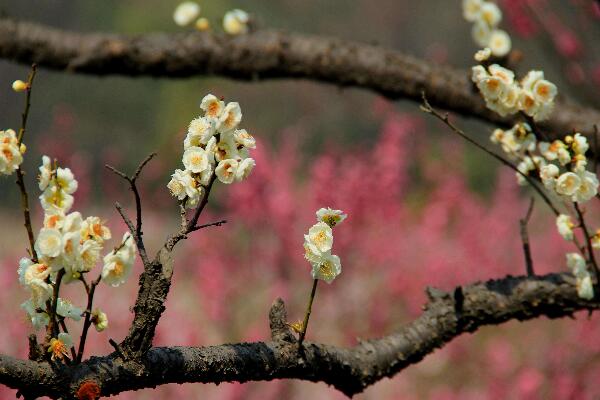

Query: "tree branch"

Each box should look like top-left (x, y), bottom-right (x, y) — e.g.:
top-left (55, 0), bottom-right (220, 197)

top-left (0, 17), bottom-right (598, 138)
top-left (1, 272), bottom-right (597, 399)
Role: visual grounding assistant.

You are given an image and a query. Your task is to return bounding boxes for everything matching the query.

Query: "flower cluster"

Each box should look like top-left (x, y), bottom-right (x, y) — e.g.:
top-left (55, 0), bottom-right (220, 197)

top-left (303, 208), bottom-right (347, 283)
top-left (168, 94), bottom-right (256, 208)
top-left (18, 156), bottom-right (136, 335)
top-left (0, 129), bottom-right (25, 175)
top-left (566, 253), bottom-right (594, 300)
top-left (472, 64), bottom-right (557, 120)
top-left (463, 0), bottom-right (511, 57)
top-left (538, 133), bottom-right (598, 203)
top-left (173, 2), bottom-right (249, 34)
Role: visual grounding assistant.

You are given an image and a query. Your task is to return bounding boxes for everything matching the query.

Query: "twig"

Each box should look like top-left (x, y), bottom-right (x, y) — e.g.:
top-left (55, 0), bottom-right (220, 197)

top-left (298, 279), bottom-right (319, 348)
top-left (105, 153), bottom-right (156, 266)
top-left (109, 338), bottom-right (127, 361)
top-left (573, 203), bottom-right (600, 281)
top-left (520, 198), bottom-right (535, 276)
top-left (76, 274), bottom-right (101, 363)
top-left (420, 93), bottom-right (561, 216)
top-left (14, 64), bottom-right (38, 261)
top-left (47, 269), bottom-right (64, 339)
top-left (188, 219), bottom-right (227, 232)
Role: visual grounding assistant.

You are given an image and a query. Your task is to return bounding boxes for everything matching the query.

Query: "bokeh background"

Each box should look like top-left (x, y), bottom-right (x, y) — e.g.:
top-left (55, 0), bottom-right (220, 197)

top-left (1, 0), bottom-right (600, 398)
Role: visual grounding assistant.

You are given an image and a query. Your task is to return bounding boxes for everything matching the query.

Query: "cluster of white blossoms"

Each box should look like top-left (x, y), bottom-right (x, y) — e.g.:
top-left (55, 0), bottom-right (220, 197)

top-left (0, 129), bottom-right (25, 175)
top-left (463, 0), bottom-right (511, 58)
top-left (173, 2), bottom-right (249, 34)
top-left (18, 156), bottom-right (135, 338)
top-left (168, 94), bottom-right (256, 208)
top-left (538, 134), bottom-right (598, 203)
top-left (303, 208), bottom-right (347, 283)
top-left (472, 64), bottom-right (557, 120)
top-left (566, 253), bottom-right (594, 300)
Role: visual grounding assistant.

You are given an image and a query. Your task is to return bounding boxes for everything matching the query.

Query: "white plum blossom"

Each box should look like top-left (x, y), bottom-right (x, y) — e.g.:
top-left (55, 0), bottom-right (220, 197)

top-left (463, 0), bottom-right (483, 21)
top-left (556, 214), bottom-right (575, 241)
top-left (48, 333), bottom-right (73, 361)
top-left (92, 308), bottom-right (108, 332)
top-left (577, 275), bottom-right (594, 300)
top-left (539, 164), bottom-right (559, 190)
top-left (56, 298), bottom-right (82, 321)
top-left (168, 169), bottom-right (202, 206)
top-left (200, 94), bottom-right (224, 118)
top-left (474, 47), bottom-right (491, 62)
top-left (186, 117), bottom-right (216, 148)
top-left (316, 207), bottom-right (348, 227)
top-left (573, 171), bottom-right (599, 203)
top-left (0, 129), bottom-right (24, 175)
top-left (38, 155), bottom-right (52, 190)
top-left (567, 253), bottom-right (595, 300)
top-left (21, 300), bottom-right (49, 331)
top-left (567, 253), bottom-right (587, 277)
top-left (101, 233), bottom-right (137, 287)
top-left (311, 253), bottom-right (342, 284)
top-left (235, 158), bottom-right (255, 182)
top-left (234, 129), bottom-right (256, 149)
top-left (488, 29), bottom-right (511, 57)
top-left (215, 159), bottom-right (239, 184)
top-left (173, 2), bottom-right (200, 26)
top-left (223, 9), bottom-right (249, 35)
top-left (306, 222), bottom-right (334, 253)
top-left (217, 102), bottom-right (242, 133)
top-left (555, 172), bottom-right (581, 197)
top-left (35, 228), bottom-right (63, 258)
top-left (182, 146), bottom-right (210, 174)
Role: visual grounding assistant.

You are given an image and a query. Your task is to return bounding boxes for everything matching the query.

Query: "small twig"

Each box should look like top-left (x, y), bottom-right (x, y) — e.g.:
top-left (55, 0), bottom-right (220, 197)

top-left (76, 274), bottom-right (101, 363)
top-left (14, 64), bottom-right (38, 262)
top-left (421, 93), bottom-right (560, 216)
top-left (105, 153), bottom-right (156, 266)
top-left (520, 198), bottom-right (535, 276)
top-left (188, 219), bottom-right (228, 232)
top-left (187, 174), bottom-right (218, 232)
top-left (298, 279), bottom-right (319, 348)
top-left (109, 338), bottom-right (128, 361)
top-left (574, 203), bottom-right (600, 281)
top-left (47, 269), bottom-right (65, 339)
top-left (114, 202), bottom-right (136, 237)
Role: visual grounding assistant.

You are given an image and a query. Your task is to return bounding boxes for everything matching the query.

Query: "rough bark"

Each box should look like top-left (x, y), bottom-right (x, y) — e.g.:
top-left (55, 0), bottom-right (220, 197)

top-left (1, 272), bottom-right (597, 399)
top-left (0, 17), bottom-right (599, 138)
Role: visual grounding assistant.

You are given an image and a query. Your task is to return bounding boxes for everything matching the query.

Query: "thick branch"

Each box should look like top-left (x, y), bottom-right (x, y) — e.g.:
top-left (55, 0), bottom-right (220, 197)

top-left (2, 272), bottom-right (597, 399)
top-left (0, 17), bottom-right (599, 137)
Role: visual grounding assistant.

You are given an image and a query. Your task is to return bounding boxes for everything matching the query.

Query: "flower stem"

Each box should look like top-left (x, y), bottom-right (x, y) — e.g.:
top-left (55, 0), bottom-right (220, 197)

top-left (298, 279), bottom-right (319, 347)
top-left (15, 64), bottom-right (38, 262)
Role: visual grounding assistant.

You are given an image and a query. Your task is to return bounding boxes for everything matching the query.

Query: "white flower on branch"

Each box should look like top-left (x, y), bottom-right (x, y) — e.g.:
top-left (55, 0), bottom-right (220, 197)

top-left (306, 222), bottom-right (334, 253)
top-left (223, 9), bottom-right (249, 35)
top-left (316, 207), bottom-right (348, 227)
top-left (173, 2), bottom-right (201, 27)
top-left (311, 253), bottom-right (342, 284)
top-left (48, 333), bottom-right (73, 361)
top-left (0, 129), bottom-right (24, 175)
top-left (556, 214), bottom-right (575, 241)
top-left (92, 308), bottom-right (108, 332)
top-left (215, 159), bottom-right (239, 184)
top-left (56, 298), bottom-right (83, 321)
top-left (101, 233), bottom-right (137, 287)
